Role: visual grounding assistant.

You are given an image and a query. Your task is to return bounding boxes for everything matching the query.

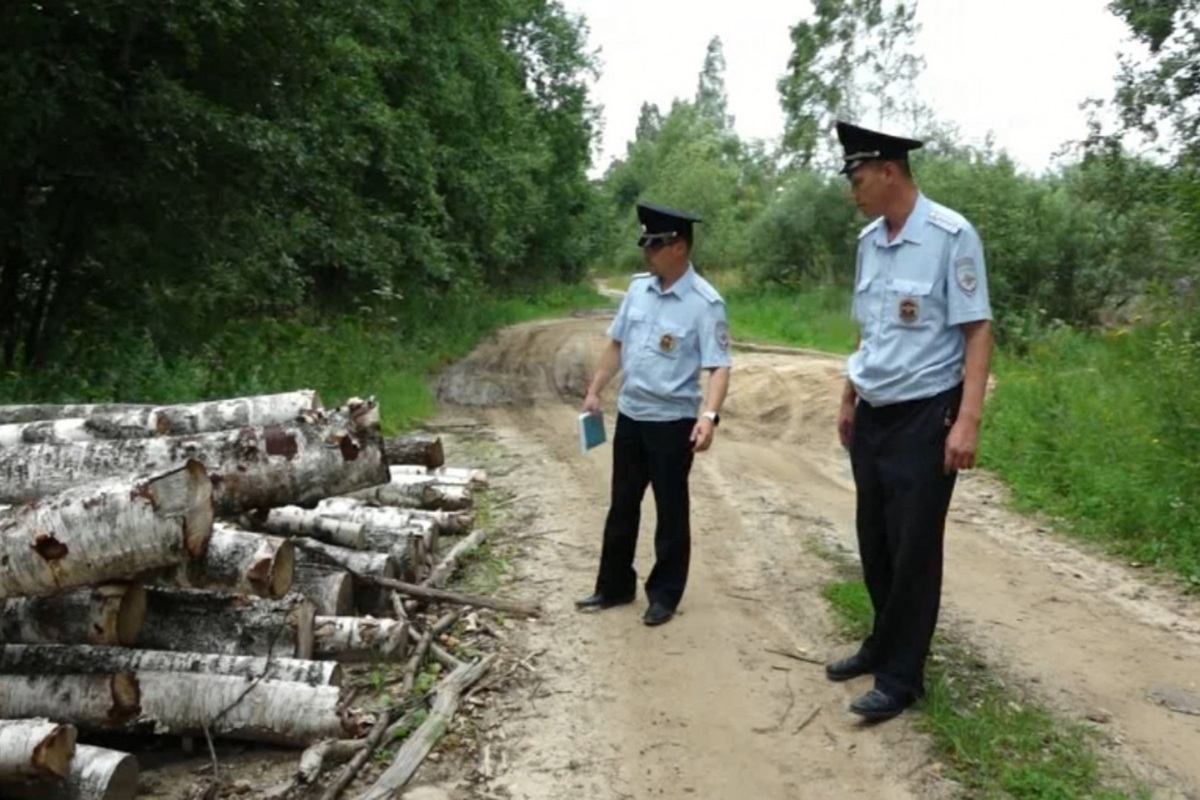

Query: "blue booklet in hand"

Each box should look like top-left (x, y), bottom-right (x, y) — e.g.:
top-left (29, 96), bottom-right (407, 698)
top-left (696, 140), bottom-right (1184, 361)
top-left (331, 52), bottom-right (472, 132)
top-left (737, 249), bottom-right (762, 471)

top-left (578, 411), bottom-right (606, 454)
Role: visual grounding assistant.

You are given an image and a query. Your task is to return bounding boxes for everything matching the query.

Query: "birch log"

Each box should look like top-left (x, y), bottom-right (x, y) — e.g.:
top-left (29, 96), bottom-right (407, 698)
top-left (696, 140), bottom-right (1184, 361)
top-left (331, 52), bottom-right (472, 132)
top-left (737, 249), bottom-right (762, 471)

top-left (293, 539), bottom-right (398, 615)
top-left (4, 744), bottom-right (138, 800)
top-left (0, 414), bottom-right (389, 513)
top-left (0, 718), bottom-right (77, 782)
top-left (0, 461), bottom-right (213, 600)
top-left (137, 589), bottom-right (315, 659)
top-left (0, 390), bottom-right (320, 445)
top-left (388, 465), bottom-right (488, 488)
top-left (382, 434), bottom-right (444, 468)
top-left (312, 616), bottom-right (408, 662)
top-left (0, 672), bottom-right (363, 747)
top-left (291, 565), bottom-right (355, 616)
top-left (342, 480), bottom-right (472, 511)
top-left (139, 524), bottom-right (293, 598)
top-left (1, 583), bottom-right (147, 646)
top-left (256, 507), bottom-right (366, 549)
top-left (0, 643), bottom-right (341, 687)
top-left (0, 402), bottom-right (151, 426)
top-left (315, 498), bottom-right (474, 536)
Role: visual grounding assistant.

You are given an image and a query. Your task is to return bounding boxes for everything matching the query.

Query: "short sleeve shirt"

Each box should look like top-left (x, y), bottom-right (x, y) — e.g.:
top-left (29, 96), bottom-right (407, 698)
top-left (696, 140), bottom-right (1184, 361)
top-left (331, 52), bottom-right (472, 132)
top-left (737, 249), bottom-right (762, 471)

top-left (607, 265), bottom-right (732, 421)
top-left (847, 194), bottom-right (992, 406)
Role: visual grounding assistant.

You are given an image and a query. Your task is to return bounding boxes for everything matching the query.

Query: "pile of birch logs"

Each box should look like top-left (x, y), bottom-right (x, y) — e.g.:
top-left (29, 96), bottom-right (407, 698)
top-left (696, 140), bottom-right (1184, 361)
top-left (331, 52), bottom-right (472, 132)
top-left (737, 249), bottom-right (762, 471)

top-left (0, 390), bottom-right (519, 800)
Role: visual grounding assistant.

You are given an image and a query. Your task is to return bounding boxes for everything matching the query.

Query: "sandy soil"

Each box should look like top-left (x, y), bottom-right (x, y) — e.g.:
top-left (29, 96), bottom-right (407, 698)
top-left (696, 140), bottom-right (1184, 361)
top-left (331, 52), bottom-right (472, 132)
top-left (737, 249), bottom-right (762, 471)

top-left (425, 314), bottom-right (1200, 800)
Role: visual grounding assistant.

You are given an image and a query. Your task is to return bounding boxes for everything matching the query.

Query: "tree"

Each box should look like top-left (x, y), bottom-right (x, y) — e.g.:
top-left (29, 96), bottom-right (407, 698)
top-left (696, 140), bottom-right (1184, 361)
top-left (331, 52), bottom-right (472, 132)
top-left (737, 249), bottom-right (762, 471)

top-left (695, 37), bottom-right (734, 132)
top-left (777, 0), bottom-right (925, 168)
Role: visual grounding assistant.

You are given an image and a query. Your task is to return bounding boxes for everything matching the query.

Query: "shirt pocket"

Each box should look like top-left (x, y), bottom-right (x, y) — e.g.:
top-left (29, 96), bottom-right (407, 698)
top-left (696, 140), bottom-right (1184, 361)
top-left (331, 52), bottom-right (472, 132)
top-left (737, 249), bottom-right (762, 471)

top-left (649, 321), bottom-right (690, 360)
top-left (888, 279), bottom-right (935, 325)
top-left (624, 309), bottom-right (648, 343)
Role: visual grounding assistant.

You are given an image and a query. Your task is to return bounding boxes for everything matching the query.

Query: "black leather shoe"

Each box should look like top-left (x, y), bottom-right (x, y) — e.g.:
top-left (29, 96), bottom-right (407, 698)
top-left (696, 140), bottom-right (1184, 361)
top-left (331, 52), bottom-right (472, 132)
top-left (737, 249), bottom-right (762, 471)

top-left (642, 602), bottom-right (675, 626)
top-left (848, 688), bottom-right (910, 722)
top-left (825, 654), bottom-right (872, 682)
top-left (575, 592), bottom-right (635, 611)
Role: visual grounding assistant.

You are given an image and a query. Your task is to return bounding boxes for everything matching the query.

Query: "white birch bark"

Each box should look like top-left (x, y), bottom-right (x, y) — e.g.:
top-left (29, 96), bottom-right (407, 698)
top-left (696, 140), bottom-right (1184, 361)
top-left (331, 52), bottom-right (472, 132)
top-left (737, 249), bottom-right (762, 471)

top-left (0, 583), bottom-right (146, 646)
top-left (0, 461), bottom-right (213, 600)
top-left (0, 718), bottom-right (77, 782)
top-left (0, 643), bottom-right (341, 687)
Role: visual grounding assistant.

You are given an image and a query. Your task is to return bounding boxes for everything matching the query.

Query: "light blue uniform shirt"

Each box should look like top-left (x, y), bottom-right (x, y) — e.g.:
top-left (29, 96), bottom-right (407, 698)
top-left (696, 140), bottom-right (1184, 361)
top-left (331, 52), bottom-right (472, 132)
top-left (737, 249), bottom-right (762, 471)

top-left (848, 193), bottom-right (992, 406)
top-left (607, 265), bottom-right (733, 421)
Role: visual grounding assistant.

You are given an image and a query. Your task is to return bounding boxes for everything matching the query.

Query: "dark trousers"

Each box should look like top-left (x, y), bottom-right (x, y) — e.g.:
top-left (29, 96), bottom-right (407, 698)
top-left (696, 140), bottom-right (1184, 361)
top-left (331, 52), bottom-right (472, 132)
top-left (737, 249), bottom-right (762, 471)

top-left (594, 413), bottom-right (695, 609)
top-left (850, 384), bottom-right (961, 700)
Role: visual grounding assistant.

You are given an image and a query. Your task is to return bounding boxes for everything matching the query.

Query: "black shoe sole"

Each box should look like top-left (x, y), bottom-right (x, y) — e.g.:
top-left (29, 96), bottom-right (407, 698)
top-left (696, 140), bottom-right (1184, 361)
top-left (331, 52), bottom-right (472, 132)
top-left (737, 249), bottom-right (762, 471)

top-left (575, 596), bottom-right (635, 611)
top-left (849, 704), bottom-right (905, 722)
top-left (825, 668), bottom-right (871, 683)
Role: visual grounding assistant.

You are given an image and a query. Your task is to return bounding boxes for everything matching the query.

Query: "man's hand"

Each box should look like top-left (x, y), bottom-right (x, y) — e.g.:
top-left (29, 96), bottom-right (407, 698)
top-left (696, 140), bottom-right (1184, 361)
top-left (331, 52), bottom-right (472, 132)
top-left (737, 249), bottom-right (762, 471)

top-left (944, 415), bottom-right (980, 473)
top-left (690, 417), bottom-right (715, 452)
top-left (580, 390), bottom-right (602, 416)
top-left (837, 398), bottom-right (856, 449)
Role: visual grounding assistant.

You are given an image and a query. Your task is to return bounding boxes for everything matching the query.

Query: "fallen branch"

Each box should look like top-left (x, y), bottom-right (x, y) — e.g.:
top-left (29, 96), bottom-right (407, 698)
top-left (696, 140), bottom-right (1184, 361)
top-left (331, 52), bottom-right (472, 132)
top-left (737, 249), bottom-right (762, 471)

top-left (793, 705), bottom-right (822, 736)
top-left (764, 647), bottom-right (824, 667)
top-left (357, 654), bottom-right (498, 800)
top-left (424, 529), bottom-right (487, 589)
top-left (358, 575), bottom-right (540, 618)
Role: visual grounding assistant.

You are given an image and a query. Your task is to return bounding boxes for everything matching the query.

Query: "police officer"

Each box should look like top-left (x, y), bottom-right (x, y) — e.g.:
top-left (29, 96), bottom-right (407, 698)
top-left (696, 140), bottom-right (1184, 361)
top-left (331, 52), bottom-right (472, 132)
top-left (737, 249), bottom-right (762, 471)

top-left (575, 202), bottom-right (733, 627)
top-left (825, 121), bottom-right (994, 721)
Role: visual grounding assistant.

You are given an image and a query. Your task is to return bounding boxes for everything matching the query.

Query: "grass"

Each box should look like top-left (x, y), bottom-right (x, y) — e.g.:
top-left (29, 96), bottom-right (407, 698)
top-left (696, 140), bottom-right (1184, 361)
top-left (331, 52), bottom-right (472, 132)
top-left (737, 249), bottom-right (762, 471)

top-left (0, 282), bottom-right (611, 434)
top-left (822, 574), bottom-right (1147, 800)
top-left (712, 280), bottom-right (1200, 591)
top-left (980, 322), bottom-right (1200, 590)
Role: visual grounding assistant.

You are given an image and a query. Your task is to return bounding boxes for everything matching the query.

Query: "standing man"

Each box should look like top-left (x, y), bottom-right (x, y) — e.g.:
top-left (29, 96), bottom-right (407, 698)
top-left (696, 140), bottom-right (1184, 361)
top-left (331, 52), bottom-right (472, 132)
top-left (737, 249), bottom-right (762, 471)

top-left (576, 202), bottom-right (732, 627)
top-left (825, 121), bottom-right (994, 721)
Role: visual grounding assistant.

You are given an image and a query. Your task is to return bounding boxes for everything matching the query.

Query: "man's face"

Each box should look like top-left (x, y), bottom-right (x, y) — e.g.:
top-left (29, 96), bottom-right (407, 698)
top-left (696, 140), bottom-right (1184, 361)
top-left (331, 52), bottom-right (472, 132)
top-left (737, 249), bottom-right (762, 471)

top-left (641, 236), bottom-right (684, 272)
top-left (847, 162), bottom-right (890, 217)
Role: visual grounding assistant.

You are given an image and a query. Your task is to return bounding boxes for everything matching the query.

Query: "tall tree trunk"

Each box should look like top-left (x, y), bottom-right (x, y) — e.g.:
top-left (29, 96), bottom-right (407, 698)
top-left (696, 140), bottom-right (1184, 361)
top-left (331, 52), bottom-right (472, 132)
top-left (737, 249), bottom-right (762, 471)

top-left (0, 461), bottom-right (213, 600)
top-left (4, 744), bottom-right (138, 800)
top-left (0, 672), bottom-right (362, 747)
top-left (136, 589), bottom-right (315, 660)
top-left (0, 644), bottom-right (342, 687)
top-left (0, 583), bottom-right (146, 646)
top-left (138, 524), bottom-right (293, 598)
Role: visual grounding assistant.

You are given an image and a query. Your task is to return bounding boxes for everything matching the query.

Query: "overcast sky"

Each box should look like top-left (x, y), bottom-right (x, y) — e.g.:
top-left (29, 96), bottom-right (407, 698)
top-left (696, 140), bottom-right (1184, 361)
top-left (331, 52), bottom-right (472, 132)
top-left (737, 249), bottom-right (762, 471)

top-left (561, 0), bottom-right (1135, 176)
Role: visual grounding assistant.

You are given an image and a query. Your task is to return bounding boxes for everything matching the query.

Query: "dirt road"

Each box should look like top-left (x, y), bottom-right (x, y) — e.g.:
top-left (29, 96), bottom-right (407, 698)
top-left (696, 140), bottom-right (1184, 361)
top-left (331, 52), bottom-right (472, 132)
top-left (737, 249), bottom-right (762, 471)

top-left (432, 315), bottom-right (1200, 800)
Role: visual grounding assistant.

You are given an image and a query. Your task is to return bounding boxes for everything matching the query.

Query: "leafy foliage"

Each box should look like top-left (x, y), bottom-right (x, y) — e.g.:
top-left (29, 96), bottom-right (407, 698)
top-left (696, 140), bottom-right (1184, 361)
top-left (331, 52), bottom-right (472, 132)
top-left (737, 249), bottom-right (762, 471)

top-left (0, 0), bottom-right (599, 378)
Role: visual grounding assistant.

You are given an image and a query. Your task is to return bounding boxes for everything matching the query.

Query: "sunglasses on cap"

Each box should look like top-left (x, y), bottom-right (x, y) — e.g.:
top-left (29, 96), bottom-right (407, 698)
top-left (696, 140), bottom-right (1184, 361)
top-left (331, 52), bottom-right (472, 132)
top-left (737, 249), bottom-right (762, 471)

top-left (637, 232), bottom-right (680, 250)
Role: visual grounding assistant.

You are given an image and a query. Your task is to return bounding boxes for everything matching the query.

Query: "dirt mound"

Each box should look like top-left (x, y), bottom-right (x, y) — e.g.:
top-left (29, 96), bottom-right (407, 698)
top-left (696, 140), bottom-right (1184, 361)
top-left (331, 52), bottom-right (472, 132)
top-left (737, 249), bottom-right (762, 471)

top-left (435, 319), bottom-right (609, 408)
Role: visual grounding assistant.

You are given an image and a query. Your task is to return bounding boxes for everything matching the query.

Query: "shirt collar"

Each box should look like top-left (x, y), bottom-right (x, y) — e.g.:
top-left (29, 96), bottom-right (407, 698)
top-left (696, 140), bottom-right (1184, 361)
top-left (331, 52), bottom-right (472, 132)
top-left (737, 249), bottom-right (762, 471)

top-left (875, 193), bottom-right (930, 247)
top-left (647, 263), bottom-right (697, 297)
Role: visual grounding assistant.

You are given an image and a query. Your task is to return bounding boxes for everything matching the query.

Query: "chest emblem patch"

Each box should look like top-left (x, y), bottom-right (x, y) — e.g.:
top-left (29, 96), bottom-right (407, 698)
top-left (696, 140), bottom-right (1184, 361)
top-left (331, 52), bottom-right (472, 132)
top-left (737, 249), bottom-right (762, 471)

top-left (899, 297), bottom-right (919, 324)
top-left (660, 332), bottom-right (676, 353)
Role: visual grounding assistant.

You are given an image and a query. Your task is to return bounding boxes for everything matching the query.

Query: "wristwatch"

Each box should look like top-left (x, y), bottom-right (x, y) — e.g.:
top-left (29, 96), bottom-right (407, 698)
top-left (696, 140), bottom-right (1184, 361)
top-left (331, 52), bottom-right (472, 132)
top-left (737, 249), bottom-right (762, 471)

top-left (702, 411), bottom-right (720, 426)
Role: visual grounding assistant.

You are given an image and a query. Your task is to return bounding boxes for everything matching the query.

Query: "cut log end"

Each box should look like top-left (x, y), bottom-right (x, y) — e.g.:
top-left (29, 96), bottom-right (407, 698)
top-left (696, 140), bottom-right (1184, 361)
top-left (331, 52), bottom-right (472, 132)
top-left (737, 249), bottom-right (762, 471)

top-left (184, 461), bottom-right (215, 558)
top-left (111, 673), bottom-right (141, 721)
top-left (32, 722), bottom-right (76, 780)
top-left (268, 539), bottom-right (296, 599)
top-left (0, 719), bottom-right (78, 782)
top-left (115, 584), bottom-right (147, 647)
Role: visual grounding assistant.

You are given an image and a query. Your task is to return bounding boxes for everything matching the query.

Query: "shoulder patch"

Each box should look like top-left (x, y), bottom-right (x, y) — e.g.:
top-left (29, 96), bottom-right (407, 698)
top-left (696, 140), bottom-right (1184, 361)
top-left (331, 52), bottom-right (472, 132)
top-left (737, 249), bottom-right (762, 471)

top-left (693, 278), bottom-right (724, 305)
top-left (858, 218), bottom-right (883, 240)
top-left (630, 271), bottom-right (651, 278)
top-left (928, 204), bottom-right (966, 235)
